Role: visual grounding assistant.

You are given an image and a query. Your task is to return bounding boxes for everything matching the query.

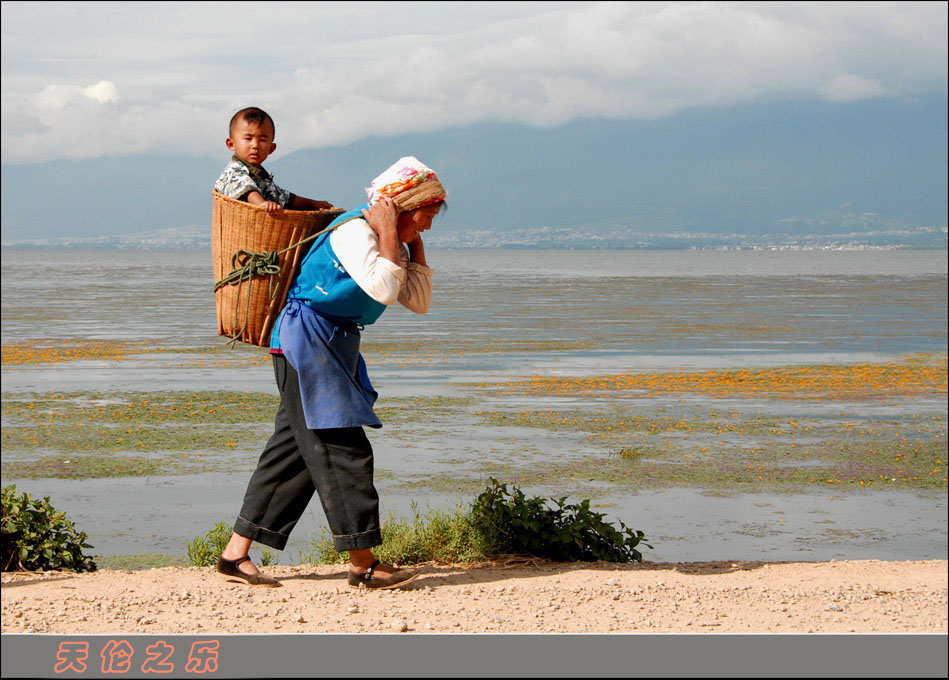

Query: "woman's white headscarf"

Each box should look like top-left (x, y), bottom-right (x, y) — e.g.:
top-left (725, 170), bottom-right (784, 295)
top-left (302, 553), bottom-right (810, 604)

top-left (366, 156), bottom-right (447, 212)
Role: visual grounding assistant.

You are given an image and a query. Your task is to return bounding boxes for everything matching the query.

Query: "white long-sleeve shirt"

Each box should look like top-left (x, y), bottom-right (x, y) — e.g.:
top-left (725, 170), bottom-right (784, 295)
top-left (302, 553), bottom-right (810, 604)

top-left (329, 217), bottom-right (433, 314)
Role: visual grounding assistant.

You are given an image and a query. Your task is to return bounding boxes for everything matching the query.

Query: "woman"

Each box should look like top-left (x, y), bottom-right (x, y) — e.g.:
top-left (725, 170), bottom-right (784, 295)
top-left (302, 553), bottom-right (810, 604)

top-left (217, 157), bottom-right (446, 589)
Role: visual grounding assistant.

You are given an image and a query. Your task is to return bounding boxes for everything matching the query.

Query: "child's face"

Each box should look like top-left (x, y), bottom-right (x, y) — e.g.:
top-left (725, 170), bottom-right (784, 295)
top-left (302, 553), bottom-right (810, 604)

top-left (226, 118), bottom-right (276, 165)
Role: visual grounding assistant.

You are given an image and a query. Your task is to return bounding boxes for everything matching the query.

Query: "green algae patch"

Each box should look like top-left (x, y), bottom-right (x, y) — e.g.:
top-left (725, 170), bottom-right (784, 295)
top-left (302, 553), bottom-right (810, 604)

top-left (1, 392), bottom-right (479, 434)
top-left (2, 390), bottom-right (279, 425)
top-left (0, 391), bottom-right (485, 479)
top-left (1, 452), bottom-right (219, 479)
top-left (1, 422), bottom-right (271, 454)
top-left (375, 396), bottom-right (478, 424)
top-left (1, 391), bottom-right (279, 472)
top-left (391, 450), bottom-right (942, 497)
top-left (477, 406), bottom-right (787, 437)
top-left (2, 392), bottom-right (278, 457)
top-left (469, 404), bottom-right (948, 493)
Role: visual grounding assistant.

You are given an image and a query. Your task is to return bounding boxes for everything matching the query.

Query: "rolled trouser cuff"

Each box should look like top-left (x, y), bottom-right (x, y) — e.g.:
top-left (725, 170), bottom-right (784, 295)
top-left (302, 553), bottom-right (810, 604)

top-left (234, 516), bottom-right (290, 551)
top-left (333, 527), bottom-right (382, 552)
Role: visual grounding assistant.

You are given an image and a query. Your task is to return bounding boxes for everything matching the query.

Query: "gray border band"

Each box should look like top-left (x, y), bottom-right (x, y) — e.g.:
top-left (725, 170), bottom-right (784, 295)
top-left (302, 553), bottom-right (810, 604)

top-left (2, 634), bottom-right (947, 678)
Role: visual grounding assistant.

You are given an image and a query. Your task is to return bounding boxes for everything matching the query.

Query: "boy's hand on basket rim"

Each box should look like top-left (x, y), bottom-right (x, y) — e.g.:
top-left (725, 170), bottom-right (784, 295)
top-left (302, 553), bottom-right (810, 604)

top-left (246, 189), bottom-right (283, 215)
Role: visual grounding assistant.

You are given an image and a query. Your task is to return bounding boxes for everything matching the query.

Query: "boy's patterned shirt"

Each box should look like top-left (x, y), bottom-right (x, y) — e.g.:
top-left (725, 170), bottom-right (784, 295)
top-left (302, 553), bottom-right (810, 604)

top-left (214, 155), bottom-right (293, 206)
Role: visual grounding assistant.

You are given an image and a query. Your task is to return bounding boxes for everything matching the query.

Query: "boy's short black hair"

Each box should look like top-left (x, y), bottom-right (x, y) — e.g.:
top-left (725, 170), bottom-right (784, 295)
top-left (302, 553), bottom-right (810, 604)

top-left (229, 107), bottom-right (275, 137)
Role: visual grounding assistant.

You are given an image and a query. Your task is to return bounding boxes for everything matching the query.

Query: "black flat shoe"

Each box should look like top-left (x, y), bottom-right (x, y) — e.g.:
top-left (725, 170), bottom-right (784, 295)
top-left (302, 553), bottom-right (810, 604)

top-left (348, 559), bottom-right (419, 590)
top-left (216, 555), bottom-right (281, 587)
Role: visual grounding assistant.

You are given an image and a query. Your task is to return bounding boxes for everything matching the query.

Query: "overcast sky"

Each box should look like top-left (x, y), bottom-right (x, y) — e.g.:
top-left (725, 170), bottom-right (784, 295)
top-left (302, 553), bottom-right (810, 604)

top-left (1, 1), bottom-right (946, 165)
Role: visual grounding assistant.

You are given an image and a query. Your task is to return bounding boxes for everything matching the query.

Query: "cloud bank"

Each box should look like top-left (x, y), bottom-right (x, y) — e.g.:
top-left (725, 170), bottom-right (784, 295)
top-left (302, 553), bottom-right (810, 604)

top-left (1, 1), bottom-right (946, 163)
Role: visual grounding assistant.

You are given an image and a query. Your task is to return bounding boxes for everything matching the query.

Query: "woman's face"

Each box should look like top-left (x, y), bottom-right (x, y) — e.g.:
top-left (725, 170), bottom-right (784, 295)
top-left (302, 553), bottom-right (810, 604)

top-left (396, 203), bottom-right (441, 244)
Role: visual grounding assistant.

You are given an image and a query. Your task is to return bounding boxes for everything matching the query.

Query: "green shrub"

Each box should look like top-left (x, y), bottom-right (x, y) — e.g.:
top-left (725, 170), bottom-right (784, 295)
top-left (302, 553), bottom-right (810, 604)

top-left (1, 485), bottom-right (97, 572)
top-left (186, 522), bottom-right (278, 567)
top-left (471, 478), bottom-right (651, 563)
top-left (300, 482), bottom-right (650, 565)
top-left (185, 520), bottom-right (232, 567)
top-left (421, 505), bottom-right (492, 563)
top-left (301, 502), bottom-right (492, 566)
top-left (298, 532), bottom-right (337, 565)
top-left (259, 547), bottom-right (278, 567)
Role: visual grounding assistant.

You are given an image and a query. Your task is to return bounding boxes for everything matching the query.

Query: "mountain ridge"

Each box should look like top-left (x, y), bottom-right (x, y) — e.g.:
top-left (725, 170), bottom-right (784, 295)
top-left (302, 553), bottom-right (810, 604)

top-left (2, 97), bottom-right (946, 244)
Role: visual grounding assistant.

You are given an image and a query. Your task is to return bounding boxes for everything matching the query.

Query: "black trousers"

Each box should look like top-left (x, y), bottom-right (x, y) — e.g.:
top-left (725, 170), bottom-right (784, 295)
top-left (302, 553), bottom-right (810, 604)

top-left (233, 354), bottom-right (382, 552)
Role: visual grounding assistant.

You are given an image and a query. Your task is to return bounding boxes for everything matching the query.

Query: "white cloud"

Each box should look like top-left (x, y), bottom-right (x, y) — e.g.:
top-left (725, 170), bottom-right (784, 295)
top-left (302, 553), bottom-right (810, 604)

top-left (83, 80), bottom-right (119, 103)
top-left (1, 1), bottom-right (946, 163)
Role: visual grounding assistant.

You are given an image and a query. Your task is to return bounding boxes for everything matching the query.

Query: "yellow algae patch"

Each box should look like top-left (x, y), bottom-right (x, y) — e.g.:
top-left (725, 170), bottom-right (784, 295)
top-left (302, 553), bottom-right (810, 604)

top-left (1, 340), bottom-right (266, 368)
top-left (474, 354), bottom-right (948, 401)
top-left (1, 340), bottom-right (161, 366)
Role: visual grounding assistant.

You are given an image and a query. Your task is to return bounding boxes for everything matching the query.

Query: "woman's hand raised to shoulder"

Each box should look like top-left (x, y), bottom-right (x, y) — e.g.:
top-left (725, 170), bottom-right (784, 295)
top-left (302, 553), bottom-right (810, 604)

top-left (361, 198), bottom-right (398, 237)
top-left (361, 197), bottom-right (400, 263)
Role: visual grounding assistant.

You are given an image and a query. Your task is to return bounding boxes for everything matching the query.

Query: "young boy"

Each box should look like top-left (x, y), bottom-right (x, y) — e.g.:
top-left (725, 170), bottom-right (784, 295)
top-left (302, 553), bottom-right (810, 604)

top-left (214, 107), bottom-right (333, 214)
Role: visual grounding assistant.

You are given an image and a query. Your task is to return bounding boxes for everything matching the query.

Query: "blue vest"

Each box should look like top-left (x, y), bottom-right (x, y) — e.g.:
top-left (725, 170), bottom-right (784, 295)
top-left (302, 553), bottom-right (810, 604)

top-left (271, 205), bottom-right (387, 350)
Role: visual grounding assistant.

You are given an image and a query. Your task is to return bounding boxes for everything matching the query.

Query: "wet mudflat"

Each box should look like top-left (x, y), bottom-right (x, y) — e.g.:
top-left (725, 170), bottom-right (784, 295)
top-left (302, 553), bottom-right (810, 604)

top-left (1, 248), bottom-right (946, 566)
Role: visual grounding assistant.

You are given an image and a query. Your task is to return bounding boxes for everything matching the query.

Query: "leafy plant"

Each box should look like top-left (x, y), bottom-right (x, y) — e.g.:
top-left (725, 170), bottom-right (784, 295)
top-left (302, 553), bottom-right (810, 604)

top-left (301, 502), bottom-right (491, 566)
top-left (186, 521), bottom-right (279, 567)
top-left (1, 485), bottom-right (97, 572)
top-left (302, 482), bottom-right (651, 566)
top-left (259, 547), bottom-right (278, 567)
top-left (185, 520), bottom-right (232, 567)
top-left (298, 532), bottom-right (335, 565)
top-left (471, 478), bottom-right (651, 562)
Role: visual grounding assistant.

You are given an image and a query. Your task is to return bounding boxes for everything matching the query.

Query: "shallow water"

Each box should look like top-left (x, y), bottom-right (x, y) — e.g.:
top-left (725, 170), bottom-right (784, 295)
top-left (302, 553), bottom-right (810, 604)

top-left (606, 488), bottom-right (948, 562)
top-left (5, 474), bottom-right (945, 563)
top-left (2, 248), bottom-right (947, 563)
top-left (2, 249), bottom-right (946, 355)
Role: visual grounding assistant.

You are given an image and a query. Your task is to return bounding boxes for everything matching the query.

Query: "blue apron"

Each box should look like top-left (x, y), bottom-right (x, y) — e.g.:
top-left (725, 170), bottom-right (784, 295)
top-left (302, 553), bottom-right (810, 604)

top-left (270, 206), bottom-right (388, 430)
top-left (276, 299), bottom-right (381, 429)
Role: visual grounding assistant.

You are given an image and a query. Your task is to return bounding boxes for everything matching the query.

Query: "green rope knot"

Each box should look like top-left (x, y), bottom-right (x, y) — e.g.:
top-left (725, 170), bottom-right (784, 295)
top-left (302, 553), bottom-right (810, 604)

top-left (214, 249), bottom-right (284, 346)
top-left (214, 249), bottom-right (283, 294)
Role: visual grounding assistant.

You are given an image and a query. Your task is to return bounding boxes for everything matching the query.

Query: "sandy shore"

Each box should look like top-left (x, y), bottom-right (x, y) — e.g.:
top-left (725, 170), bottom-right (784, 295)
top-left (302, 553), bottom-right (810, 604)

top-left (2, 558), bottom-right (946, 634)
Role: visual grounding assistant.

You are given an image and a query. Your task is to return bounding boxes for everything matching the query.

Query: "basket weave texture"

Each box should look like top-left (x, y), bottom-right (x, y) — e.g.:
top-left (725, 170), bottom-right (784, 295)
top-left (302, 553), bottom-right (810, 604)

top-left (211, 191), bottom-right (344, 346)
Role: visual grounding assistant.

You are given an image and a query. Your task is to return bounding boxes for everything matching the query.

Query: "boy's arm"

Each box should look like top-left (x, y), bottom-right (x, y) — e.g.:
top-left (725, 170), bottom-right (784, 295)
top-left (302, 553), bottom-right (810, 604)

top-left (245, 190), bottom-right (282, 215)
top-left (288, 195), bottom-right (334, 211)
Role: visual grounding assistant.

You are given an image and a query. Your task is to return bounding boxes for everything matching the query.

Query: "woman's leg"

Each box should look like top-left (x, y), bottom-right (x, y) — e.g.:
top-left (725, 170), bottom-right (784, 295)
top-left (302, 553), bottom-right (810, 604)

top-left (297, 427), bottom-right (401, 577)
top-left (267, 356), bottom-right (399, 574)
top-left (224, 356), bottom-right (385, 557)
top-left (231, 394), bottom-right (317, 550)
top-left (222, 356), bottom-right (317, 575)
top-left (225, 355), bottom-right (410, 582)
top-left (277, 361), bottom-right (383, 552)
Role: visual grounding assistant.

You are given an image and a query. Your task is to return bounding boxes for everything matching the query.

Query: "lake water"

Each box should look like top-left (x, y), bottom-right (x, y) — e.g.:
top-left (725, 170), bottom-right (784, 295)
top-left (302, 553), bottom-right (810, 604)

top-left (2, 248), bottom-right (947, 563)
top-left (2, 249), bottom-right (947, 354)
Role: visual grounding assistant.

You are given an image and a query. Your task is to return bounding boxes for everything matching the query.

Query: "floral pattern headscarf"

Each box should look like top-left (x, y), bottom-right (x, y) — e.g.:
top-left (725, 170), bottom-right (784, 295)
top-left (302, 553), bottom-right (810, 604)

top-left (366, 156), bottom-right (445, 209)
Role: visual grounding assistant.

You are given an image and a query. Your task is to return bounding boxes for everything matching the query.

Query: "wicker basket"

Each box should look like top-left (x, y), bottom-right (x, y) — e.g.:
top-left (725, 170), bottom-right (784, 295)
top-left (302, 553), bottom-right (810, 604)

top-left (211, 191), bottom-right (344, 346)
